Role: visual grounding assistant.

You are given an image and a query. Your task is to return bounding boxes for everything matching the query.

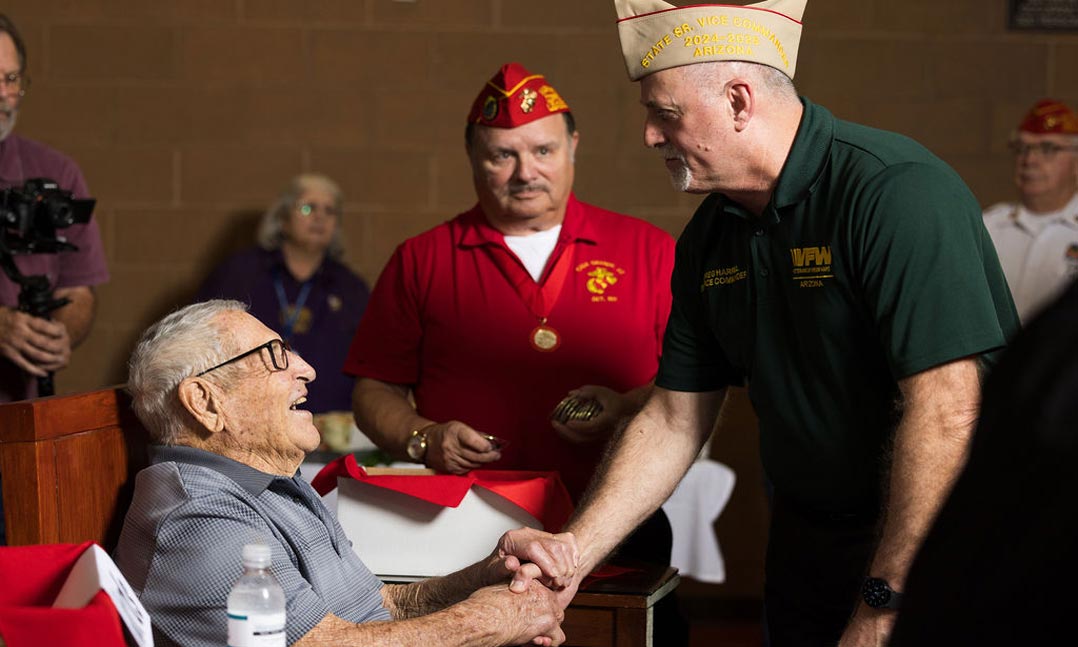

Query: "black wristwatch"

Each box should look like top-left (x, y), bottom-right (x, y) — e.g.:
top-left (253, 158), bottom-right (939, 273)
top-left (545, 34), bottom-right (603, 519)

top-left (861, 577), bottom-right (903, 610)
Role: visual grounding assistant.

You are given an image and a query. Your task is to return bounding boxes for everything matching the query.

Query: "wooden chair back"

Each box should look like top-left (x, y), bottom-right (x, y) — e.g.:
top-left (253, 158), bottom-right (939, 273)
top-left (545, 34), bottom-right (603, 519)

top-left (0, 387), bottom-right (147, 550)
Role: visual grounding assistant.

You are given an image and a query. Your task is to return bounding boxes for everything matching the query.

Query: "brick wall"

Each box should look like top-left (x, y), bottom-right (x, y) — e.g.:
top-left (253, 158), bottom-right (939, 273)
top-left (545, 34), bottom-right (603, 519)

top-left (5, 0), bottom-right (1077, 600)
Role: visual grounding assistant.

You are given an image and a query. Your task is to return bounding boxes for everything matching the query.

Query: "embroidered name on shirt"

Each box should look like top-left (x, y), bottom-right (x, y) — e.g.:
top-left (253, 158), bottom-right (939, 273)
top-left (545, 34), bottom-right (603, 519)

top-left (790, 246), bottom-right (834, 288)
top-left (576, 260), bottom-right (626, 302)
top-left (701, 265), bottom-right (747, 291)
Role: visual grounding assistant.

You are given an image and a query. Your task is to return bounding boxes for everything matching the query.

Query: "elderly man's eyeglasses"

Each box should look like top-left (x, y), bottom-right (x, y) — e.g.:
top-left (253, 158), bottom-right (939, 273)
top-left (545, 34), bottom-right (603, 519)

top-left (196, 339), bottom-right (290, 377)
top-left (0, 72), bottom-right (28, 96)
top-left (1008, 141), bottom-right (1078, 158)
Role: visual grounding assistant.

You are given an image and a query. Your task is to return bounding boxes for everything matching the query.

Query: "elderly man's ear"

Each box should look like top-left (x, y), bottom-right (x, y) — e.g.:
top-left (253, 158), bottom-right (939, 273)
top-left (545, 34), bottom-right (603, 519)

top-left (178, 377), bottom-right (227, 433)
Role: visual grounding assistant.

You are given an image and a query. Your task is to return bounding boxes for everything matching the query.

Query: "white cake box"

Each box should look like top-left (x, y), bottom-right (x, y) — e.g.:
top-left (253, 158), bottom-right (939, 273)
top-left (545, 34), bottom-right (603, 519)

top-left (322, 464), bottom-right (571, 580)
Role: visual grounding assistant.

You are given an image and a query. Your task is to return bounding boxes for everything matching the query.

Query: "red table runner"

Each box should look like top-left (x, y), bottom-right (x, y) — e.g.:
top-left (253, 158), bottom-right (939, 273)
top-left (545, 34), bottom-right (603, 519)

top-left (313, 454), bottom-right (574, 532)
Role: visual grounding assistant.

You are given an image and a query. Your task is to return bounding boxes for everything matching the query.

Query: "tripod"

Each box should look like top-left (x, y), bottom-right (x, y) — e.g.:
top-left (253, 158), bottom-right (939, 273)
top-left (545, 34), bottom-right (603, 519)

top-left (0, 252), bottom-right (71, 397)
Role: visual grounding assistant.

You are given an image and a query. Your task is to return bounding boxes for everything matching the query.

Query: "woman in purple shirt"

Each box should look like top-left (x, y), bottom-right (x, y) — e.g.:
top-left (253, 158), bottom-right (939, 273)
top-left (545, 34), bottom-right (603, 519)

top-left (196, 173), bottom-right (370, 415)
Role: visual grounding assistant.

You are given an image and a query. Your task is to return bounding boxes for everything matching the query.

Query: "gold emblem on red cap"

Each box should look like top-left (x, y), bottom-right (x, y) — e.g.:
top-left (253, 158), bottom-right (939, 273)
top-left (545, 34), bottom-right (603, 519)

top-left (520, 88), bottom-right (538, 114)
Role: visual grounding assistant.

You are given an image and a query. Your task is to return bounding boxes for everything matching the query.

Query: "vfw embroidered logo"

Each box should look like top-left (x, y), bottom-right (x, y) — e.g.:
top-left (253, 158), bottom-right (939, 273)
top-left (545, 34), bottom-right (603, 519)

top-left (577, 260), bottom-right (626, 302)
top-left (789, 245), bottom-right (834, 288)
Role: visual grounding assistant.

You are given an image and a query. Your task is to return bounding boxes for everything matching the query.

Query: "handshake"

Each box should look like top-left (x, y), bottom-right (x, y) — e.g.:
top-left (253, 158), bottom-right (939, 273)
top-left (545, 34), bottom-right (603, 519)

top-left (465, 527), bottom-right (584, 647)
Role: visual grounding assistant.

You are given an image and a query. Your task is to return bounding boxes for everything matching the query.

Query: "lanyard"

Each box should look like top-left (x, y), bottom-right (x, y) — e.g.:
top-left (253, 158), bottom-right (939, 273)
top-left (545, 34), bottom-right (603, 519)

top-left (486, 239), bottom-right (573, 320)
top-left (273, 268), bottom-right (314, 341)
top-left (484, 238), bottom-right (574, 351)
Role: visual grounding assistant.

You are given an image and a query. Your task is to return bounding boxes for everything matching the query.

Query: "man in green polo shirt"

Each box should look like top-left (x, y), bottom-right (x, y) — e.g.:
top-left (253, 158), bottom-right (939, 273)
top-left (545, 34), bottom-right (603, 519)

top-left (505, 1), bottom-right (1019, 645)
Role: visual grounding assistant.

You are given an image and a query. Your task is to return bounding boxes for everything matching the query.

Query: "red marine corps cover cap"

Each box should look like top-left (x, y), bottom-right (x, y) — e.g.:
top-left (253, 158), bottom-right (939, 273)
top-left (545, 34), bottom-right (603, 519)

top-left (1018, 99), bottom-right (1078, 134)
top-left (466, 62), bottom-right (571, 128)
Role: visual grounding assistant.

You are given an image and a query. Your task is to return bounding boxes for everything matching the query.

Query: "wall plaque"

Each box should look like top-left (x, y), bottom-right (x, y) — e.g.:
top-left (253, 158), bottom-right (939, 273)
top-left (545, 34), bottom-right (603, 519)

top-left (1009, 0), bottom-right (1078, 30)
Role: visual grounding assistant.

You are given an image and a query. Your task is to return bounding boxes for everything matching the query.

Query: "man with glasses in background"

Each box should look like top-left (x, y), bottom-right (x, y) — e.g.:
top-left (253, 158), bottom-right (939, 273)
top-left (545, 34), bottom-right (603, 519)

top-left (984, 98), bottom-right (1078, 325)
top-left (0, 13), bottom-right (109, 543)
top-left (115, 299), bottom-right (573, 647)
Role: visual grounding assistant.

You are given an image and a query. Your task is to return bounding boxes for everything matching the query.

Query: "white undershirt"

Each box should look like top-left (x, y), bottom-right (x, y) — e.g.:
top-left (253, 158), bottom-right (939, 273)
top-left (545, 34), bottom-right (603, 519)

top-left (503, 225), bottom-right (562, 282)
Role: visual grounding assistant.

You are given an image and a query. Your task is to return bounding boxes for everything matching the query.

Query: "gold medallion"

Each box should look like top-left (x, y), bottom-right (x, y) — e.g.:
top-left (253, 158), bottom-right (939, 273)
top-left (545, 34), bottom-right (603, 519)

top-left (530, 324), bottom-right (560, 352)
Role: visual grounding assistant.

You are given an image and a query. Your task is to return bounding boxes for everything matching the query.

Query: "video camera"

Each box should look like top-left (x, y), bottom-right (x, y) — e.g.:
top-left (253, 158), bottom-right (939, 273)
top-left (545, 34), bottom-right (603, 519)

top-left (0, 178), bottom-right (95, 254)
top-left (0, 178), bottom-right (97, 396)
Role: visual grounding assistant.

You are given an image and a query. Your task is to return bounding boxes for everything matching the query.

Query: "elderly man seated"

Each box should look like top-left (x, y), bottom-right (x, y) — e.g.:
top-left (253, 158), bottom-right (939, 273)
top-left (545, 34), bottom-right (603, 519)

top-left (114, 299), bottom-right (575, 647)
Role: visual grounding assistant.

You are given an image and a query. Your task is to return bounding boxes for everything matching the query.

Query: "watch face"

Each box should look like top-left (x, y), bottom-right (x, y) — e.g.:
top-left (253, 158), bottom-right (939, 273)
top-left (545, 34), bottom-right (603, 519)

top-left (406, 433), bottom-right (426, 461)
top-left (862, 577), bottom-right (893, 609)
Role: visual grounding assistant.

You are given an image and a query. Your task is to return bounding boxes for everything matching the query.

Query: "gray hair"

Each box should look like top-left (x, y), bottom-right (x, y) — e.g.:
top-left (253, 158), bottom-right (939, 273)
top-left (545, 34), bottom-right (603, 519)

top-left (686, 60), bottom-right (799, 106)
top-left (127, 300), bottom-right (248, 445)
top-left (255, 173), bottom-right (346, 259)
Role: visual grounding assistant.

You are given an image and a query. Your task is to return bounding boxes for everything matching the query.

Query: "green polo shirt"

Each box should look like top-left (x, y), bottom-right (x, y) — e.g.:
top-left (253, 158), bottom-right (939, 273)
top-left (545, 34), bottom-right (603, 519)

top-left (657, 98), bottom-right (1018, 514)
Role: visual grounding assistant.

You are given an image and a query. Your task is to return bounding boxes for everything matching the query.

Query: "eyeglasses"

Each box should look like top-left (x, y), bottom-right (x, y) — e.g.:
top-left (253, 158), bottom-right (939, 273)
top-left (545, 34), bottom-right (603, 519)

top-left (1008, 141), bottom-right (1078, 159)
top-left (0, 72), bottom-right (28, 96)
top-left (296, 202), bottom-right (340, 218)
top-left (196, 339), bottom-right (290, 377)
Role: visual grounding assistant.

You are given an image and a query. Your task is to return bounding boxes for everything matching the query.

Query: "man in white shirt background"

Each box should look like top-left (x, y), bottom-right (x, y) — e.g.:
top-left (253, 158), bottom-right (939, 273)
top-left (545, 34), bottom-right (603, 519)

top-left (983, 98), bottom-right (1078, 325)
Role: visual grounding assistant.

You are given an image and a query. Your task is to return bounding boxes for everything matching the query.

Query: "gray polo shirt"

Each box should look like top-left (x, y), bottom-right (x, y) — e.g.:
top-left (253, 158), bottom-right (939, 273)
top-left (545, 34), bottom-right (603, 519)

top-left (114, 446), bottom-right (390, 647)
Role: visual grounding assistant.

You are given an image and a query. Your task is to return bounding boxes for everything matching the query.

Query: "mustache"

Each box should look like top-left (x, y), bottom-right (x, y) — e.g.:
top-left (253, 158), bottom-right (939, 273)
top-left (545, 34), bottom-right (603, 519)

top-left (509, 182), bottom-right (548, 194)
top-left (658, 144), bottom-right (686, 163)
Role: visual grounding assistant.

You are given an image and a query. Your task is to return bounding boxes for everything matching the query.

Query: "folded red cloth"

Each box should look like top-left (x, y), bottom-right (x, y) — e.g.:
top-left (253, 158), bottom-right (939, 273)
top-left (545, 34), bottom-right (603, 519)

top-left (0, 542), bottom-right (127, 647)
top-left (313, 454), bottom-right (574, 532)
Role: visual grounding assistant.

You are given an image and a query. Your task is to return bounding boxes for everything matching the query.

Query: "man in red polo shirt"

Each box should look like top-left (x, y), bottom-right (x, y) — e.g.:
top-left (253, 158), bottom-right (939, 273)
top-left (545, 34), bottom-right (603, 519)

top-left (344, 62), bottom-right (677, 565)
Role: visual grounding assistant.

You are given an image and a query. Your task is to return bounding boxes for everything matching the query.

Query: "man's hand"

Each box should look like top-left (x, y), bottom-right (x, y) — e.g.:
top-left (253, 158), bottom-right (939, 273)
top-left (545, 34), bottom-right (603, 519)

top-left (465, 581), bottom-right (566, 647)
top-left (551, 385), bottom-right (631, 444)
top-left (839, 605), bottom-right (896, 647)
top-left (424, 420), bottom-right (502, 473)
top-left (0, 306), bottom-right (72, 376)
top-left (497, 527), bottom-right (579, 594)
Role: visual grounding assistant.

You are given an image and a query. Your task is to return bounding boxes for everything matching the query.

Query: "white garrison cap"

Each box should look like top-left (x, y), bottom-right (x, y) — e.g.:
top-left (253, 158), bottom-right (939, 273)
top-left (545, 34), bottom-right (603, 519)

top-left (614, 0), bottom-right (807, 81)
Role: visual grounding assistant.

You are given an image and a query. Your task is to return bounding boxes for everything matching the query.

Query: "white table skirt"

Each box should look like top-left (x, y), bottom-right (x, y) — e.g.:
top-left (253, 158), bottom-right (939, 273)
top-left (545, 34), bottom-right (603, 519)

top-left (662, 459), bottom-right (735, 584)
top-left (299, 457), bottom-right (735, 584)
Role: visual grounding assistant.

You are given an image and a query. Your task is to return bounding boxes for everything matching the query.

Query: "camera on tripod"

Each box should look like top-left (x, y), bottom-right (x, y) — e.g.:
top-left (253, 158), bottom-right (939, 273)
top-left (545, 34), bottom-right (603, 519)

top-left (0, 177), bottom-right (97, 396)
top-left (0, 178), bottom-right (95, 254)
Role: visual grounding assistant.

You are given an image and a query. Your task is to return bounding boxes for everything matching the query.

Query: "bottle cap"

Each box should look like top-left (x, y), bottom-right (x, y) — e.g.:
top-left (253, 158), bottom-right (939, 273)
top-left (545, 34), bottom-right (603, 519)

top-left (242, 543), bottom-right (272, 568)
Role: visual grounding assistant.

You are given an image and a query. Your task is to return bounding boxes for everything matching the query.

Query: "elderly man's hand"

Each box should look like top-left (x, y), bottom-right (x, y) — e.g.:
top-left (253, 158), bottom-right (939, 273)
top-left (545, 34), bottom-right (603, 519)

top-left (551, 385), bottom-right (629, 444)
top-left (424, 420), bottom-right (502, 474)
top-left (465, 580), bottom-right (566, 647)
top-left (0, 307), bottom-right (72, 376)
top-left (495, 527), bottom-right (579, 593)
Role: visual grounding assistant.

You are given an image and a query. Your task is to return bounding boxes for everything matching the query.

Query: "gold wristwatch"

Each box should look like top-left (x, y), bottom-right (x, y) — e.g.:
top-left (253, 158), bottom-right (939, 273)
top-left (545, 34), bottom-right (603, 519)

top-left (406, 427), bottom-right (430, 462)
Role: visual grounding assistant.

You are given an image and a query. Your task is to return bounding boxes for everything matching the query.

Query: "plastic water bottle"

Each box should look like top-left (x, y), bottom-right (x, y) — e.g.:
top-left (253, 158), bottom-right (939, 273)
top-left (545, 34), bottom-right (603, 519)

top-left (227, 544), bottom-right (286, 647)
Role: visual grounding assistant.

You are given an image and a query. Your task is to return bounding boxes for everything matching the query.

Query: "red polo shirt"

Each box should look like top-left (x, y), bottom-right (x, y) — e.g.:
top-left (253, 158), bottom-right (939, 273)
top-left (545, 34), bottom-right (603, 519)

top-left (345, 194), bottom-right (674, 499)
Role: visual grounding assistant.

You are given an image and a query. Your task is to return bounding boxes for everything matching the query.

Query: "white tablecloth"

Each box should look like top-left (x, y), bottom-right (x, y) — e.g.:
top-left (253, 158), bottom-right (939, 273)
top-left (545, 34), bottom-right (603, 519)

top-left (662, 459), bottom-right (736, 584)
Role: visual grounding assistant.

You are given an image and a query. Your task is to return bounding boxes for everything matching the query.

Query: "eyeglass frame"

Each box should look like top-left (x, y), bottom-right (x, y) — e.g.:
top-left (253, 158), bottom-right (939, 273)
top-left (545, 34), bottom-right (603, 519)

top-left (1007, 140), bottom-right (1078, 159)
top-left (295, 201), bottom-right (341, 218)
top-left (0, 71), bottom-right (29, 97)
top-left (196, 338), bottom-right (291, 377)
